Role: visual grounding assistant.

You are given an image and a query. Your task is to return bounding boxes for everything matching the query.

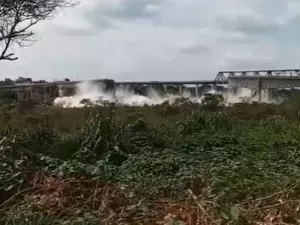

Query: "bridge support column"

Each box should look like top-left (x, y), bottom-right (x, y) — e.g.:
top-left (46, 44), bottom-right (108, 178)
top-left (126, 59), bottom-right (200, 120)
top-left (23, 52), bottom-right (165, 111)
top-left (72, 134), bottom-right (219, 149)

top-left (251, 89), bottom-right (256, 99)
top-left (232, 87), bottom-right (238, 95)
top-left (30, 88), bottom-right (33, 100)
top-left (44, 87), bottom-right (47, 102)
top-left (258, 79), bottom-right (262, 102)
top-left (256, 89), bottom-right (262, 102)
top-left (266, 89), bottom-right (272, 102)
top-left (212, 84), bottom-right (216, 92)
top-left (179, 85), bottom-right (183, 96)
top-left (195, 84), bottom-right (199, 97)
top-left (16, 89), bottom-right (21, 101)
top-left (164, 85), bottom-right (167, 94)
top-left (58, 85), bottom-right (63, 97)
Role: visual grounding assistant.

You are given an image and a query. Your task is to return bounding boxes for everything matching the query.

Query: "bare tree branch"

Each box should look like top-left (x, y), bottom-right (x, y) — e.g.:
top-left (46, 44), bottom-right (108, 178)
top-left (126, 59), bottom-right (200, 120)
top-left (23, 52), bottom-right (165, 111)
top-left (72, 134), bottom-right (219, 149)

top-left (0, 0), bottom-right (77, 61)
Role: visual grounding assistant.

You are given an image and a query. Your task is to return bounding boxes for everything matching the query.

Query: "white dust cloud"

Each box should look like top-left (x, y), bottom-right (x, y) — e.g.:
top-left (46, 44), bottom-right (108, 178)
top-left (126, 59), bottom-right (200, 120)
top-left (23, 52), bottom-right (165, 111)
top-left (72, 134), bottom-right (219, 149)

top-left (223, 88), bottom-right (277, 104)
top-left (53, 81), bottom-right (276, 108)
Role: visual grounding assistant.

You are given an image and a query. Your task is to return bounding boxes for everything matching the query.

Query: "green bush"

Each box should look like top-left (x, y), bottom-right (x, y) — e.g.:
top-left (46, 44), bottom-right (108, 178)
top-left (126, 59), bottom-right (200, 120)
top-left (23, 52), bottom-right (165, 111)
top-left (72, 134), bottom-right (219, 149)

top-left (1, 98), bottom-right (300, 223)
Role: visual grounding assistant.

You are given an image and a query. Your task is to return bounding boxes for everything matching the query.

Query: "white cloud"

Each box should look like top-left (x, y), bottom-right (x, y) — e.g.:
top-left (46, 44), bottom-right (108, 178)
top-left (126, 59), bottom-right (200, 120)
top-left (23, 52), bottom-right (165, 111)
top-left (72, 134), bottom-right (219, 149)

top-left (0, 0), bottom-right (298, 81)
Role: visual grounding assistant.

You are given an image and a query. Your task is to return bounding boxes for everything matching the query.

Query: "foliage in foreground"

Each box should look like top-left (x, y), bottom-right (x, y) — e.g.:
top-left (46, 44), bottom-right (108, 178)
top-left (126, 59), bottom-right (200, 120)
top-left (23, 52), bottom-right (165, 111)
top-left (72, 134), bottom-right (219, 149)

top-left (1, 100), bottom-right (300, 224)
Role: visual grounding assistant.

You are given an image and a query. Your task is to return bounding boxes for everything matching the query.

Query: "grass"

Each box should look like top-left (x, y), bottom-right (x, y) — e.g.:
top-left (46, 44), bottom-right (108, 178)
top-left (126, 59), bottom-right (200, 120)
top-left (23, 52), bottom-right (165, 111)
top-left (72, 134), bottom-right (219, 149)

top-left (1, 95), bottom-right (300, 224)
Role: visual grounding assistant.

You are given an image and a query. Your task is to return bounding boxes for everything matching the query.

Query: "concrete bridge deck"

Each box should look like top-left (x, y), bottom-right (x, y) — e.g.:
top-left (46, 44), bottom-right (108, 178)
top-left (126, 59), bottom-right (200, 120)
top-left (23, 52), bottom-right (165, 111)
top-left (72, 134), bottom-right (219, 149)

top-left (2, 68), bottom-right (300, 89)
top-left (0, 80), bottom-right (226, 89)
top-left (2, 76), bottom-right (300, 90)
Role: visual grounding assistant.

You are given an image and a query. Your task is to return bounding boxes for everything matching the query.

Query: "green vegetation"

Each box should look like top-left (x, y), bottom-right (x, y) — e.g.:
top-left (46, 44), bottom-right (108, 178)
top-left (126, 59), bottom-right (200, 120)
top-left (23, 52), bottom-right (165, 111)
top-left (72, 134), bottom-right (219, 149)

top-left (1, 95), bottom-right (300, 224)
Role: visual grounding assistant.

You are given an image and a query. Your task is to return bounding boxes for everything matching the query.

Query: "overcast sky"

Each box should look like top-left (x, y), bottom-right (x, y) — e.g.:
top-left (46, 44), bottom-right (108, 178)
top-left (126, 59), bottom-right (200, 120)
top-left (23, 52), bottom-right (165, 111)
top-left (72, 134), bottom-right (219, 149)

top-left (1, 0), bottom-right (300, 81)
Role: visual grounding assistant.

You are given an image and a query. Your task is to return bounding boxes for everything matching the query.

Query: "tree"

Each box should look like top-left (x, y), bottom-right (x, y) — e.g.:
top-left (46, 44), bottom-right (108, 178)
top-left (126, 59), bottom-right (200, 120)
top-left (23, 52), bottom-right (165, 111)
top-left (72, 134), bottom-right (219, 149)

top-left (0, 0), bottom-right (75, 61)
top-left (15, 76), bottom-right (32, 83)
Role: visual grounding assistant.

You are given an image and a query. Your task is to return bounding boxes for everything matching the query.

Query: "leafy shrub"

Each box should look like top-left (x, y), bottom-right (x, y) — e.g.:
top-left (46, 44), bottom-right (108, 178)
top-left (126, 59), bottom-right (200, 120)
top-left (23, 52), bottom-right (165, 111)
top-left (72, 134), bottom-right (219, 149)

top-left (2, 99), bottom-right (300, 224)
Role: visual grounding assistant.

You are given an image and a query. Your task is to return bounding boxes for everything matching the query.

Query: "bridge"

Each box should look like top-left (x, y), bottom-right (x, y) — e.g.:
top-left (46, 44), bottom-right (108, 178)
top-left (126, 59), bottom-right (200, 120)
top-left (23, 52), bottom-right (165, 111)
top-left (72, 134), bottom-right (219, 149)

top-left (1, 68), bottom-right (300, 88)
top-left (0, 79), bottom-right (226, 89)
top-left (1, 68), bottom-right (300, 102)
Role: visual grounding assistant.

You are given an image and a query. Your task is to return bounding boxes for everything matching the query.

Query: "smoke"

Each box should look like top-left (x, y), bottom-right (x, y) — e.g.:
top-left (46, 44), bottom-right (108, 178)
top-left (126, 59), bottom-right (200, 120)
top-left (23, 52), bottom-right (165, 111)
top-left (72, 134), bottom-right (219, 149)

top-left (53, 81), bottom-right (278, 108)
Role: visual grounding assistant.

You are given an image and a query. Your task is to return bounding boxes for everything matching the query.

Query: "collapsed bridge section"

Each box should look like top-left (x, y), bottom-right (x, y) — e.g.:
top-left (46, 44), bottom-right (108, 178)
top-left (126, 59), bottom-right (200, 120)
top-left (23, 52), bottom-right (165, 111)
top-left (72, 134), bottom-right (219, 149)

top-left (222, 69), bottom-right (300, 100)
top-left (0, 79), bottom-right (226, 102)
top-left (2, 69), bottom-right (300, 103)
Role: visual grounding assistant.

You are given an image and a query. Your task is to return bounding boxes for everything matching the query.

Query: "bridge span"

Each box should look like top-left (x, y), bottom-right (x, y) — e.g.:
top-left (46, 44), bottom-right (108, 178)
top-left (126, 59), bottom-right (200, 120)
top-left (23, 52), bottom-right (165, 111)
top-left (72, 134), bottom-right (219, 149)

top-left (227, 76), bottom-right (300, 89)
top-left (0, 79), bottom-right (225, 89)
top-left (1, 68), bottom-right (300, 102)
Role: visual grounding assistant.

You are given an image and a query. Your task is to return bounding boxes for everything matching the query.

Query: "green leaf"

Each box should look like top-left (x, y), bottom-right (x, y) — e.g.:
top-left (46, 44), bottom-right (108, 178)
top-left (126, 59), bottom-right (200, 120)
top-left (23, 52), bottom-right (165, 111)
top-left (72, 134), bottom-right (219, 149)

top-left (230, 205), bottom-right (240, 221)
top-left (172, 219), bottom-right (185, 225)
top-left (12, 172), bottom-right (21, 178)
top-left (5, 184), bottom-right (14, 191)
top-left (221, 212), bottom-right (229, 220)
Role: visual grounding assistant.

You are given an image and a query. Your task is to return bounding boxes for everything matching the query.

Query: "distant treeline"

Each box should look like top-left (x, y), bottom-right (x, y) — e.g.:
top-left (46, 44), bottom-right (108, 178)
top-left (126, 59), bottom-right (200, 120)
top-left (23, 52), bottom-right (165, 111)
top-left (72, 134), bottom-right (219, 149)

top-left (0, 77), bottom-right (71, 86)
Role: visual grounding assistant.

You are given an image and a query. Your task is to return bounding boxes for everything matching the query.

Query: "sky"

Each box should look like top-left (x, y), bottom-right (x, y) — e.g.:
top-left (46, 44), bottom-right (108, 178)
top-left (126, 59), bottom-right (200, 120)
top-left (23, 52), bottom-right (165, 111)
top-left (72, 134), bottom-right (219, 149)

top-left (1, 0), bottom-right (300, 81)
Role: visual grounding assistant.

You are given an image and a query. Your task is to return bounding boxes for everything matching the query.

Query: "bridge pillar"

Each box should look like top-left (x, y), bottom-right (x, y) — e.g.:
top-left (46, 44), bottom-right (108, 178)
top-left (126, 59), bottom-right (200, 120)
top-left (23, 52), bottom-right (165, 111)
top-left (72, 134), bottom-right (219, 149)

top-left (266, 89), bottom-right (273, 102)
top-left (44, 87), bottom-right (47, 102)
top-left (16, 89), bottom-right (21, 101)
top-left (30, 87), bottom-right (33, 100)
top-left (195, 84), bottom-right (199, 97)
top-left (164, 85), bottom-right (167, 94)
top-left (58, 85), bottom-right (64, 97)
top-left (251, 89), bottom-right (256, 99)
top-left (212, 84), bottom-right (216, 93)
top-left (258, 79), bottom-right (262, 102)
top-left (232, 87), bottom-right (238, 95)
top-left (179, 85), bottom-right (183, 96)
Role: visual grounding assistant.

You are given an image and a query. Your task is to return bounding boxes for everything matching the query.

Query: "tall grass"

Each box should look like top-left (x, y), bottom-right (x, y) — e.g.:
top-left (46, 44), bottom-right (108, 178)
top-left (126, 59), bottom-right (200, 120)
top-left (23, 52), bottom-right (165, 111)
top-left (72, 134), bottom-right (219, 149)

top-left (1, 98), bottom-right (300, 224)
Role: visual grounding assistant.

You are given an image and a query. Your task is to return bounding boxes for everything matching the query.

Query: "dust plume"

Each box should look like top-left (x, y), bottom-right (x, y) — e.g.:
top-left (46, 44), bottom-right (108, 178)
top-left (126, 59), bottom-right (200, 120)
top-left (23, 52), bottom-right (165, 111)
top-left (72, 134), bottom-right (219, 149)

top-left (223, 88), bottom-right (277, 104)
top-left (53, 81), bottom-right (277, 108)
